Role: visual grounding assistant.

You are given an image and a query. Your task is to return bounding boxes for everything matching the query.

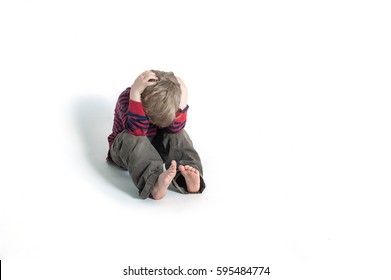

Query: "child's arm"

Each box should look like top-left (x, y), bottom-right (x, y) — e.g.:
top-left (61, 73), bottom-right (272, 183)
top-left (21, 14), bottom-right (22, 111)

top-left (176, 76), bottom-right (188, 110)
top-left (125, 71), bottom-right (158, 136)
top-left (166, 106), bottom-right (188, 133)
top-left (166, 76), bottom-right (189, 133)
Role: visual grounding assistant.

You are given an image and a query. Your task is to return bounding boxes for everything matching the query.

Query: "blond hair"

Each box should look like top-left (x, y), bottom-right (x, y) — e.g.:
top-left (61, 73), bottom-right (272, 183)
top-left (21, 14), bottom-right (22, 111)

top-left (141, 70), bottom-right (181, 128)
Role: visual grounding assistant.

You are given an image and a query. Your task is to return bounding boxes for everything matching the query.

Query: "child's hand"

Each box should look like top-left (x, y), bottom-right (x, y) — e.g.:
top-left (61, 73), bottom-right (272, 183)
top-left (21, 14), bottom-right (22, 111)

top-left (130, 70), bottom-right (158, 101)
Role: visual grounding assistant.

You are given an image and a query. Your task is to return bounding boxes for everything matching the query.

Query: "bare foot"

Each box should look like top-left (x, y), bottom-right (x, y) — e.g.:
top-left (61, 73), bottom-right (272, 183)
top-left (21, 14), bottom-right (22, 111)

top-left (178, 165), bottom-right (200, 193)
top-left (151, 160), bottom-right (177, 200)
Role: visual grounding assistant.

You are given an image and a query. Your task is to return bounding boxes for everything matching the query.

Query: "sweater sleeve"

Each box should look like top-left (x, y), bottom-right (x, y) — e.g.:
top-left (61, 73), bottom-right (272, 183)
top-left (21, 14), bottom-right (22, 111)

top-left (166, 105), bottom-right (189, 133)
top-left (125, 100), bottom-right (150, 136)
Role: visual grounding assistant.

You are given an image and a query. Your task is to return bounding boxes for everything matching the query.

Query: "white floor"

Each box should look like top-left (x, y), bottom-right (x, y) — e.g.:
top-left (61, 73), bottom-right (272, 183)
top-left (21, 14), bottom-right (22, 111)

top-left (1, 1), bottom-right (391, 279)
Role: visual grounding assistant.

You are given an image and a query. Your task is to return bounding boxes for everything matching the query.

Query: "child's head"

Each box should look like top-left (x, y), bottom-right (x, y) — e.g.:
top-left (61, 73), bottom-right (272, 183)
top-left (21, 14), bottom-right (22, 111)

top-left (141, 70), bottom-right (181, 128)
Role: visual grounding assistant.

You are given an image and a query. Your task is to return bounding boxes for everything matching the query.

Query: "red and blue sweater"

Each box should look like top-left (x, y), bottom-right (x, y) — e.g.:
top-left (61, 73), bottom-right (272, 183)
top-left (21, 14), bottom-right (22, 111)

top-left (107, 87), bottom-right (188, 148)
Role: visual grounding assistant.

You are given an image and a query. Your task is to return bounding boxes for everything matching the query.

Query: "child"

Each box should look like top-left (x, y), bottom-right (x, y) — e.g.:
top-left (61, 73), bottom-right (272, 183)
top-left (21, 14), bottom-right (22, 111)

top-left (107, 70), bottom-right (206, 200)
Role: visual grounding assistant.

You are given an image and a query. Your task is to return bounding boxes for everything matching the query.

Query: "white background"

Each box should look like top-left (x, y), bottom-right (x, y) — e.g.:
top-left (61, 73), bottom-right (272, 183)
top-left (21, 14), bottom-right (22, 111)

top-left (1, 0), bottom-right (390, 279)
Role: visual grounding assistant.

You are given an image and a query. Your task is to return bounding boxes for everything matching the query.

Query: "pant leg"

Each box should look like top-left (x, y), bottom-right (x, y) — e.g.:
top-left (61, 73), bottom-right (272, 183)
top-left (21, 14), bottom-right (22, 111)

top-left (109, 131), bottom-right (163, 199)
top-left (152, 129), bottom-right (206, 194)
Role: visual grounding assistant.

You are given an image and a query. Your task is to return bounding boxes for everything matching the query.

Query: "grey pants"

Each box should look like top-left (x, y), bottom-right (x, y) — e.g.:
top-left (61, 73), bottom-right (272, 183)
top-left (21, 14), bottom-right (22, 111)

top-left (109, 129), bottom-right (206, 199)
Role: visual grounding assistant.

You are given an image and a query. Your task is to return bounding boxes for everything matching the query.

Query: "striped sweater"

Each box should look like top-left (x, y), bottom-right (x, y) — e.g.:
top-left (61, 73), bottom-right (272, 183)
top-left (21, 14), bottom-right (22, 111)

top-left (107, 87), bottom-right (188, 148)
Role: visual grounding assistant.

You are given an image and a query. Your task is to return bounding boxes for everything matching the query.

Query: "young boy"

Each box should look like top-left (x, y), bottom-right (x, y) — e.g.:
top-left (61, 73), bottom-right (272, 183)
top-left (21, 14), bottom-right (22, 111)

top-left (107, 70), bottom-right (206, 200)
